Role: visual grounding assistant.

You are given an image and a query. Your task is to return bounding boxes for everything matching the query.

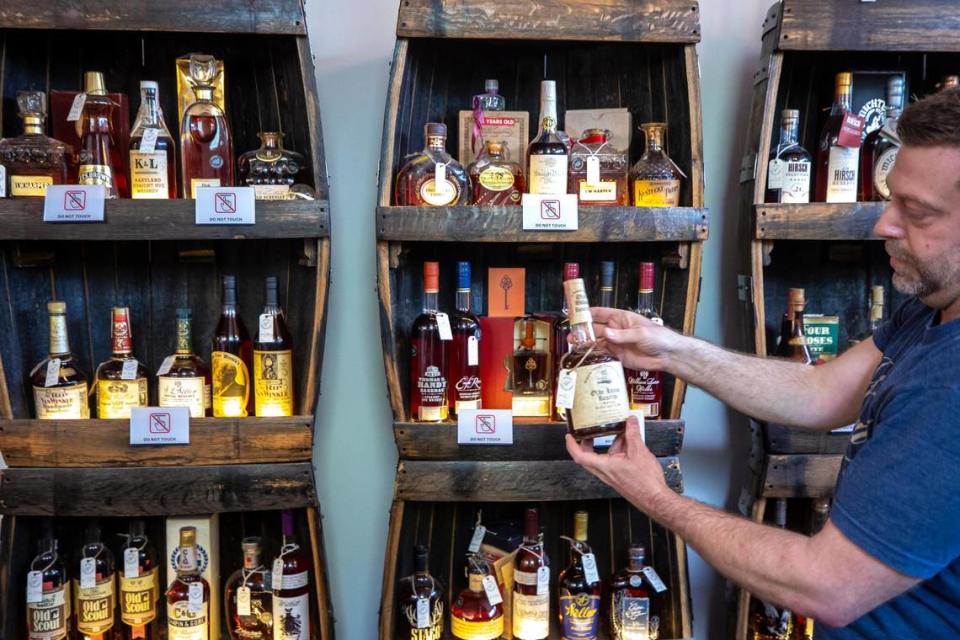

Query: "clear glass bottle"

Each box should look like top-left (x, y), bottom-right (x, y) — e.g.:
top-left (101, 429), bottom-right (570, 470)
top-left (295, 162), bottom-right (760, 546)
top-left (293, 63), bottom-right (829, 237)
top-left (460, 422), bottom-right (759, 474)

top-left (558, 511), bottom-right (601, 639)
top-left (860, 76), bottom-right (905, 202)
top-left (410, 261), bottom-right (449, 421)
top-left (238, 131), bottom-right (312, 200)
top-left (553, 262), bottom-right (581, 419)
top-left (610, 544), bottom-right (662, 640)
top-left (31, 301), bottom-right (90, 419)
top-left (26, 532), bottom-right (71, 640)
top-left (129, 80), bottom-right (177, 199)
top-left (450, 261), bottom-right (482, 415)
top-left (212, 275), bottom-right (254, 417)
top-left (473, 79), bottom-right (506, 113)
top-left (467, 140), bottom-right (524, 205)
top-left (395, 123), bottom-right (470, 206)
top-left (630, 123), bottom-right (683, 207)
top-left (118, 519), bottom-right (160, 640)
top-left (527, 80), bottom-right (568, 195)
top-left (815, 72), bottom-right (858, 203)
top-left (253, 276), bottom-right (295, 416)
top-left (95, 307), bottom-right (149, 419)
top-left (75, 520), bottom-right (116, 640)
top-left (569, 128), bottom-right (629, 205)
top-left (224, 537), bottom-right (273, 640)
top-left (513, 507), bottom-right (550, 640)
top-left (397, 545), bottom-right (445, 639)
top-left (166, 526), bottom-right (211, 640)
top-left (77, 71), bottom-right (125, 198)
top-left (0, 91), bottom-right (68, 196)
top-left (450, 556), bottom-right (504, 640)
top-left (181, 54), bottom-right (234, 198)
top-left (158, 308), bottom-right (212, 418)
top-left (749, 500), bottom-right (795, 640)
top-left (766, 109), bottom-right (812, 204)
top-left (273, 511), bottom-right (314, 640)
top-left (626, 262), bottom-right (664, 419)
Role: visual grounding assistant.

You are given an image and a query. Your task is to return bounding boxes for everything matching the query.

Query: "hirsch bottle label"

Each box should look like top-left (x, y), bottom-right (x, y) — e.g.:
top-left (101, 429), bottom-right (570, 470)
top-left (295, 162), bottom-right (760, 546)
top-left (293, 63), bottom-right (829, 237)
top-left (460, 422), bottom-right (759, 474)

top-left (528, 155), bottom-right (568, 194)
top-left (450, 616), bottom-right (503, 639)
top-left (212, 351), bottom-right (250, 417)
top-left (478, 166), bottom-right (515, 191)
top-left (28, 585), bottom-right (69, 640)
top-left (570, 361), bottom-right (629, 431)
top-left (419, 178), bottom-right (459, 206)
top-left (512, 591), bottom-right (550, 638)
top-left (33, 383), bottom-right (90, 419)
top-left (559, 593), bottom-right (601, 639)
top-left (120, 568), bottom-right (159, 625)
top-left (167, 600), bottom-right (208, 640)
top-left (273, 593), bottom-right (310, 640)
top-left (76, 579), bottom-right (115, 635)
top-left (78, 164), bottom-right (113, 187)
top-left (159, 377), bottom-right (207, 417)
top-left (781, 161), bottom-right (811, 203)
top-left (11, 175), bottom-right (53, 196)
top-left (254, 349), bottom-right (294, 416)
top-left (97, 378), bottom-right (148, 419)
top-left (130, 150), bottom-right (169, 198)
top-left (633, 179), bottom-right (680, 206)
top-left (825, 146), bottom-right (859, 203)
top-left (874, 148), bottom-right (898, 200)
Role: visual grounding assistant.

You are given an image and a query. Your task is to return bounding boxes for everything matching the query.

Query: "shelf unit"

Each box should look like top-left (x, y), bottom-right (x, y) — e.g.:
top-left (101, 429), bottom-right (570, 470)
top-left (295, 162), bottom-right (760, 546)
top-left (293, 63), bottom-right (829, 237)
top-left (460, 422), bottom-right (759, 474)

top-left (375, 1), bottom-right (708, 637)
top-left (733, 2), bottom-right (958, 637)
top-left (0, 2), bottom-right (334, 637)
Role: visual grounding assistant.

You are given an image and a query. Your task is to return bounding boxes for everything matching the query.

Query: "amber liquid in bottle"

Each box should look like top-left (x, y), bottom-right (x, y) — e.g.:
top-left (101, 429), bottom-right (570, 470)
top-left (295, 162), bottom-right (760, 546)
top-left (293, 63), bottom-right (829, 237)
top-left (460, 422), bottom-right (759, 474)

top-left (158, 308), bottom-right (212, 417)
top-left (26, 531), bottom-right (71, 640)
top-left (815, 72), bottom-right (858, 203)
top-left (95, 306), bottom-right (150, 419)
top-left (775, 288), bottom-right (814, 365)
top-left (224, 537), bottom-right (272, 640)
top-left (513, 508), bottom-right (550, 640)
top-left (31, 301), bottom-right (90, 419)
top-left (273, 510), bottom-right (314, 640)
top-left (212, 275), bottom-right (254, 417)
top-left (118, 520), bottom-right (160, 640)
top-left (166, 527), bottom-right (211, 640)
top-left (527, 80), bottom-right (568, 195)
top-left (130, 81), bottom-right (177, 199)
top-left (0, 90), bottom-right (68, 196)
top-left (77, 71), bottom-right (126, 198)
top-left (468, 140), bottom-right (525, 205)
top-left (449, 261), bottom-right (482, 415)
top-left (253, 276), bottom-right (295, 416)
top-left (397, 545), bottom-right (445, 639)
top-left (553, 262), bottom-right (581, 419)
top-left (181, 54), bottom-right (234, 198)
top-left (610, 545), bottom-right (661, 640)
top-left (75, 521), bottom-right (116, 640)
top-left (450, 557), bottom-right (504, 639)
top-left (410, 261), bottom-right (449, 421)
top-left (395, 122), bottom-right (470, 206)
top-left (630, 123), bottom-right (682, 207)
top-left (860, 76), bottom-right (904, 202)
top-left (558, 511), bottom-right (602, 638)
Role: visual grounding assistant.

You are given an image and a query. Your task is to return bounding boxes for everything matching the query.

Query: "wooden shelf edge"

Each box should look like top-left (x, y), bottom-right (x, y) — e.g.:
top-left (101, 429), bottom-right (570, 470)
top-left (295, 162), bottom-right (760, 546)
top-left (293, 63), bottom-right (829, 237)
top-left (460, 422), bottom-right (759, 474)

top-left (0, 416), bottom-right (314, 467)
top-left (0, 199), bottom-right (329, 241)
top-left (754, 202), bottom-right (884, 241)
top-left (377, 206), bottom-right (709, 243)
top-left (762, 422), bottom-right (851, 455)
top-left (394, 419), bottom-right (684, 460)
top-left (760, 453), bottom-right (842, 499)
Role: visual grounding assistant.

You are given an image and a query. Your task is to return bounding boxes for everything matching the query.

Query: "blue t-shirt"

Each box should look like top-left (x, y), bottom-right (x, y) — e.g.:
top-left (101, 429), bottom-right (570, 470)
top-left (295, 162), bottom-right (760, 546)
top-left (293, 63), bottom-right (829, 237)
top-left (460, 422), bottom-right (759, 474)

top-left (820, 298), bottom-right (960, 638)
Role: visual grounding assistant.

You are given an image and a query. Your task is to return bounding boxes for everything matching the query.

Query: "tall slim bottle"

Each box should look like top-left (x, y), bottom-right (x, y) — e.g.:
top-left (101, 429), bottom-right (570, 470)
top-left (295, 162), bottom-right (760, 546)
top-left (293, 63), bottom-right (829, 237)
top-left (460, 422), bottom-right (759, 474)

top-left (449, 261), bottom-right (482, 415)
top-left (75, 521), bottom-right (117, 640)
top-left (166, 527), bottom-right (210, 640)
top-left (130, 80), bottom-right (177, 199)
top-left (558, 511), bottom-right (601, 639)
top-left (26, 531), bottom-right (71, 640)
top-left (527, 80), bottom-right (568, 195)
top-left (213, 275), bottom-right (254, 417)
top-left (513, 507), bottom-right (550, 640)
top-left (869, 285), bottom-right (885, 334)
top-left (598, 261), bottom-right (616, 307)
top-left (158, 308), bottom-right (212, 417)
top-left (626, 263), bottom-right (664, 419)
top-left (95, 306), bottom-right (150, 419)
top-left (766, 109), bottom-right (812, 204)
top-left (118, 520), bottom-right (160, 640)
top-left (815, 72), bottom-right (859, 203)
top-left (410, 262), bottom-right (449, 421)
top-left (31, 301), bottom-right (90, 419)
top-left (273, 511), bottom-right (313, 640)
top-left (254, 276), bottom-right (295, 416)
top-left (77, 71), bottom-right (125, 198)
top-left (181, 54), bottom-right (234, 197)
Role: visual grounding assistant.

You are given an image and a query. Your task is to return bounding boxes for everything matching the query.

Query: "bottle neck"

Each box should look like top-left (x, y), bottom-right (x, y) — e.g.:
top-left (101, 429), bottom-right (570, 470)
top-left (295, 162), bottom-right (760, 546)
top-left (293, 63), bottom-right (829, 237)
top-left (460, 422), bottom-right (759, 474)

top-left (196, 86), bottom-right (214, 102)
top-left (426, 135), bottom-right (446, 152)
top-left (598, 288), bottom-right (613, 308)
top-left (176, 318), bottom-right (193, 355)
top-left (178, 544), bottom-right (200, 576)
top-left (111, 313), bottom-right (133, 357)
top-left (644, 129), bottom-right (664, 152)
top-left (48, 313), bottom-right (70, 356)
top-left (779, 120), bottom-right (799, 146)
top-left (22, 116), bottom-right (43, 135)
top-left (243, 550), bottom-right (262, 570)
top-left (138, 90), bottom-right (161, 127)
top-left (423, 290), bottom-right (439, 314)
top-left (636, 288), bottom-right (655, 313)
top-left (455, 288), bottom-right (471, 313)
top-left (792, 309), bottom-right (806, 335)
top-left (833, 88), bottom-right (852, 113)
top-left (538, 96), bottom-right (558, 134)
top-left (628, 554), bottom-right (645, 572)
top-left (468, 572), bottom-right (484, 592)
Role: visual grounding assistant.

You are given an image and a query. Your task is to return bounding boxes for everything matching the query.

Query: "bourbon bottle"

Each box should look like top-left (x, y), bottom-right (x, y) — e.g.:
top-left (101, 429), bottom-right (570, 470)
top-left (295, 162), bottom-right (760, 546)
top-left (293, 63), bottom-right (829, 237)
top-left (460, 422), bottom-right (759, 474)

top-left (513, 317), bottom-right (551, 402)
top-left (118, 520), bottom-right (160, 640)
top-left (26, 532), bottom-right (71, 640)
top-left (129, 81), bottom-right (177, 199)
top-left (95, 307), bottom-right (149, 419)
top-left (77, 71), bottom-right (125, 198)
top-left (610, 545), bottom-right (663, 640)
top-left (31, 301), bottom-right (90, 419)
top-left (766, 109), bottom-right (812, 204)
top-left (181, 54), bottom-right (234, 198)
top-left (0, 91), bottom-right (68, 196)
top-left (158, 308), bottom-right (211, 418)
top-left (212, 275), bottom-right (254, 417)
top-left (815, 72), bottom-right (859, 203)
top-left (513, 507), bottom-right (550, 640)
top-left (224, 537), bottom-right (272, 640)
top-left (395, 123), bottom-right (469, 206)
top-left (397, 545), bottom-right (445, 640)
top-left (626, 262), bottom-right (664, 419)
top-left (75, 521), bottom-right (117, 640)
top-left (775, 288), bottom-right (813, 365)
top-left (558, 511), bottom-right (601, 639)
top-left (450, 261), bottom-right (482, 415)
top-left (860, 76), bottom-right (904, 202)
top-left (272, 511), bottom-right (313, 640)
top-left (166, 527), bottom-right (210, 640)
top-left (630, 123), bottom-right (682, 207)
top-left (569, 128), bottom-right (629, 205)
top-left (467, 140), bottom-right (524, 205)
top-left (410, 261), bottom-right (449, 421)
top-left (553, 262), bottom-right (581, 418)
top-left (253, 276), bottom-right (295, 417)
top-left (238, 131), bottom-right (310, 200)
top-left (450, 556), bottom-right (504, 640)
top-left (527, 80), bottom-right (568, 195)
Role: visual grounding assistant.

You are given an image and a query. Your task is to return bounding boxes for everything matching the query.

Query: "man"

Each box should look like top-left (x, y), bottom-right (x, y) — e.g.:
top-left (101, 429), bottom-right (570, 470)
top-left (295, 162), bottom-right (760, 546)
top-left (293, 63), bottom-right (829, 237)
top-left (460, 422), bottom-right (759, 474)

top-left (567, 89), bottom-right (960, 637)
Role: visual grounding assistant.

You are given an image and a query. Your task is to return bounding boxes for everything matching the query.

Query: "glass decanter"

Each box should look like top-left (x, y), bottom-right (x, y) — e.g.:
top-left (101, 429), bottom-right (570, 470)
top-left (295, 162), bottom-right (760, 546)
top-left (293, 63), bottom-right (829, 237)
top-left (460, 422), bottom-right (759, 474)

top-left (467, 140), bottom-right (524, 205)
top-left (630, 122), bottom-right (684, 207)
top-left (181, 54), bottom-right (234, 198)
top-left (0, 91), bottom-right (68, 197)
top-left (238, 131), bottom-right (313, 200)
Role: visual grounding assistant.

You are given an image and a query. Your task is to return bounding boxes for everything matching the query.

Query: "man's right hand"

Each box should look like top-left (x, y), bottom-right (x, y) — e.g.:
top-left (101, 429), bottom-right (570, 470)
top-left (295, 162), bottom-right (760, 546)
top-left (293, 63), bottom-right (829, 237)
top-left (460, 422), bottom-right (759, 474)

top-left (589, 307), bottom-right (682, 373)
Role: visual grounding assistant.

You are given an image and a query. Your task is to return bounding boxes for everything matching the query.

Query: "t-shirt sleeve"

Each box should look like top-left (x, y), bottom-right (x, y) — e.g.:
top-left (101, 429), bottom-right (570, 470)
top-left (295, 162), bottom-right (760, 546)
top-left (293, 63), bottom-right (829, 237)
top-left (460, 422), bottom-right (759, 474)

top-left (872, 297), bottom-right (924, 352)
top-left (831, 384), bottom-right (960, 578)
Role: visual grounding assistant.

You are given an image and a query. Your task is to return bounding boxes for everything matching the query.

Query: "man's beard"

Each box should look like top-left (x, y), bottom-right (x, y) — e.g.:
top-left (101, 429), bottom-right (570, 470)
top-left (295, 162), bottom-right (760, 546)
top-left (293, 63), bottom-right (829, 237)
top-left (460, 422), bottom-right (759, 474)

top-left (885, 241), bottom-right (950, 297)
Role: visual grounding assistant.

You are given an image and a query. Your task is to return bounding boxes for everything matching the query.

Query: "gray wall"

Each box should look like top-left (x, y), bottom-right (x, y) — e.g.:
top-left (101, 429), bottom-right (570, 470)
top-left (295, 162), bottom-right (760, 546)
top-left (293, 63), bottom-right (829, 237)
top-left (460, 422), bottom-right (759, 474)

top-left (308, 0), bottom-right (771, 637)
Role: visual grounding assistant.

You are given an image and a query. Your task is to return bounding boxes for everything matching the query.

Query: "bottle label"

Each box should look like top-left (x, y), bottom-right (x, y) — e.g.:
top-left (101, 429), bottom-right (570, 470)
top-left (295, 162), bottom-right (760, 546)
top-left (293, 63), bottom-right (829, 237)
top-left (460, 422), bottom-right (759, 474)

top-left (626, 368), bottom-right (662, 418)
top-left (450, 615), bottom-right (503, 640)
top-left (78, 164), bottom-right (113, 188)
top-left (578, 180), bottom-right (618, 203)
top-left (402, 598), bottom-right (444, 638)
top-left (273, 593), bottom-right (310, 640)
top-left (97, 378), bottom-right (148, 418)
top-left (159, 376), bottom-right (207, 418)
top-left (874, 147), bottom-right (898, 200)
top-left (512, 591), bottom-right (550, 637)
top-left (27, 585), bottom-right (69, 640)
top-left (559, 593), bottom-right (601, 639)
top-left (280, 570), bottom-right (309, 590)
top-left (419, 178), bottom-right (460, 206)
top-left (416, 365), bottom-right (448, 421)
top-left (212, 351), bottom-right (250, 417)
top-left (611, 593), bottom-right (650, 639)
top-left (781, 160), bottom-right (811, 203)
top-left (167, 600), bottom-right (208, 640)
top-left (190, 177), bottom-right (221, 198)
top-left (454, 375), bottom-right (482, 404)
top-left (11, 175), bottom-right (54, 196)
top-left (254, 184), bottom-right (294, 200)
top-left (33, 383), bottom-right (89, 419)
top-left (120, 568), bottom-right (159, 625)
top-left (825, 146), bottom-right (859, 203)
top-left (478, 166), bottom-right (516, 192)
top-left (633, 179), bottom-right (680, 207)
top-left (130, 150), bottom-right (170, 199)
top-left (528, 155), bottom-right (568, 195)
top-left (254, 349), bottom-right (294, 416)
top-left (76, 578), bottom-right (115, 634)
top-left (570, 361), bottom-right (630, 431)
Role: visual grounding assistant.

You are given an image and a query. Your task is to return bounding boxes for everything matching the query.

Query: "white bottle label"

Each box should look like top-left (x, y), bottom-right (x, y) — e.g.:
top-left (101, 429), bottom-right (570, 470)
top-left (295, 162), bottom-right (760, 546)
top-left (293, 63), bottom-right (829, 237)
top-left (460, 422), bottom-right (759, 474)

top-left (642, 566), bottom-right (668, 593)
top-left (273, 593), bottom-right (310, 640)
top-left (157, 355), bottom-right (176, 376)
top-left (130, 150), bottom-right (169, 199)
top-left (259, 314), bottom-right (275, 343)
top-left (80, 557), bottom-right (96, 589)
top-left (555, 369), bottom-right (576, 409)
top-left (416, 597), bottom-right (430, 628)
top-left (187, 582), bottom-right (203, 613)
top-left (272, 559), bottom-right (284, 591)
top-left (781, 160), bottom-right (811, 203)
top-left (825, 146), bottom-right (859, 203)
top-left (26, 571), bottom-right (43, 603)
top-left (586, 156), bottom-right (601, 185)
top-left (140, 128), bottom-right (159, 153)
top-left (67, 93), bottom-right (87, 121)
top-left (513, 591), bottom-right (550, 637)
top-left (124, 548), bottom-right (140, 579)
top-left (0, 165), bottom-right (6, 198)
top-left (582, 552), bottom-right (601, 585)
top-left (767, 158), bottom-right (785, 189)
top-left (529, 155), bottom-right (568, 194)
top-left (536, 566), bottom-right (550, 595)
top-left (467, 335), bottom-right (479, 366)
top-left (121, 359), bottom-right (139, 381)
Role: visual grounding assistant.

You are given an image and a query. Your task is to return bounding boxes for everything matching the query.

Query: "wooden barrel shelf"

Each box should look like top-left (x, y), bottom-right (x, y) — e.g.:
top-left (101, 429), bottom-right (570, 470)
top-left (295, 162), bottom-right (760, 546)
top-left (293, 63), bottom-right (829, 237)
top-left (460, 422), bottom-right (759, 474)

top-left (375, 1), bottom-right (706, 638)
top-left (0, 1), bottom-right (334, 637)
top-left (732, 2), bottom-right (958, 637)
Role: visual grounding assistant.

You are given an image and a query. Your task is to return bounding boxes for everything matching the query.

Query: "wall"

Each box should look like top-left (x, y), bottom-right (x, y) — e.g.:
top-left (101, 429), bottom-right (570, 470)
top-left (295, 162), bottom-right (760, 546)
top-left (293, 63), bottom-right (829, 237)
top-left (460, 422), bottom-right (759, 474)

top-left (308, 0), bottom-right (771, 637)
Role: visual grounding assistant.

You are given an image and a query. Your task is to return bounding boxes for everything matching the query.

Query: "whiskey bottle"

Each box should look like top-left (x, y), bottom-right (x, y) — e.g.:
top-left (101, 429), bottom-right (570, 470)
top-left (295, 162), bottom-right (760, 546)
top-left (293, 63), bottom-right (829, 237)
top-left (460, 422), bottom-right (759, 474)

top-left (130, 80), bottom-right (177, 199)
top-left (815, 72), bottom-right (860, 203)
top-left (410, 261), bottom-right (449, 422)
top-left (559, 278), bottom-right (630, 441)
top-left (166, 526), bottom-right (210, 640)
top-left (450, 261), bottom-right (482, 415)
top-left (181, 54), bottom-right (234, 198)
top-left (158, 308), bottom-right (212, 418)
top-left (626, 262), bottom-right (664, 419)
top-left (77, 71), bottom-right (125, 198)
top-left (450, 556), bottom-right (504, 640)
top-left (31, 301), bottom-right (90, 419)
top-left (224, 537), bottom-right (273, 640)
top-left (766, 109), bottom-right (812, 204)
top-left (395, 123), bottom-right (470, 206)
top-left (513, 507), bottom-right (550, 640)
top-left (0, 91), bottom-right (68, 196)
top-left (75, 521), bottom-right (117, 640)
top-left (118, 519), bottom-right (160, 640)
top-left (860, 76), bottom-right (905, 202)
top-left (558, 511), bottom-right (601, 639)
top-left (254, 276), bottom-right (295, 417)
top-left (610, 545), bottom-right (663, 640)
top-left (26, 532), bottom-right (71, 640)
top-left (569, 128), bottom-right (629, 205)
top-left (213, 275), bottom-right (254, 417)
top-left (95, 307), bottom-right (149, 419)
top-left (775, 288), bottom-right (814, 365)
top-left (598, 261), bottom-right (616, 307)
top-left (749, 500), bottom-right (795, 640)
top-left (630, 123), bottom-right (683, 207)
top-left (527, 80), bottom-right (568, 195)
top-left (553, 262), bottom-right (581, 418)
top-left (940, 75), bottom-right (960, 92)
top-left (238, 132), bottom-right (311, 200)
top-left (397, 545), bottom-right (445, 640)
top-left (869, 285), bottom-right (885, 334)
top-left (473, 79), bottom-right (506, 113)
top-left (467, 140), bottom-right (525, 205)
top-left (272, 511), bottom-right (313, 640)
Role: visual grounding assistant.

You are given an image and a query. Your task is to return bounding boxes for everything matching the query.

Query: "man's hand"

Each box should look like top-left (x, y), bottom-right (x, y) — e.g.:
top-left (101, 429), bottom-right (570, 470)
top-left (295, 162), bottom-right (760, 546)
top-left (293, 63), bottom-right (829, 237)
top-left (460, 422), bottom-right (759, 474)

top-left (590, 307), bottom-right (681, 373)
top-left (565, 416), bottom-right (670, 513)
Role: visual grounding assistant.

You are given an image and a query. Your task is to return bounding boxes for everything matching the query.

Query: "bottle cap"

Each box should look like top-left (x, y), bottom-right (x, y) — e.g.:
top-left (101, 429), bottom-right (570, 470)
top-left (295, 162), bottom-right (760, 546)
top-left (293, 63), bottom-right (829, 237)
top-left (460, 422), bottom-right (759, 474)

top-left (563, 262), bottom-right (580, 282)
top-left (600, 261), bottom-right (615, 289)
top-left (788, 287), bottom-right (805, 308)
top-left (540, 80), bottom-right (557, 101)
top-left (835, 71), bottom-right (853, 89)
top-left (424, 122), bottom-right (447, 138)
top-left (282, 510), bottom-right (295, 537)
top-left (265, 276), bottom-right (279, 305)
top-left (179, 526), bottom-right (197, 546)
top-left (485, 140), bottom-right (505, 155)
top-left (47, 301), bottom-right (66, 314)
top-left (485, 79), bottom-right (499, 93)
top-left (580, 128), bottom-right (608, 144)
top-left (17, 91), bottom-right (47, 120)
top-left (781, 108), bottom-right (799, 122)
top-left (887, 76), bottom-right (905, 108)
top-left (573, 511), bottom-right (589, 542)
top-left (84, 71), bottom-right (108, 96)
top-left (628, 544), bottom-right (646, 567)
top-left (223, 275), bottom-right (237, 306)
top-left (639, 262), bottom-right (655, 292)
top-left (423, 261), bottom-right (440, 293)
top-left (774, 498), bottom-right (788, 527)
top-left (414, 545), bottom-right (430, 572)
top-left (176, 307), bottom-right (192, 321)
top-left (524, 507), bottom-right (539, 540)
top-left (241, 537), bottom-right (263, 554)
top-left (456, 261), bottom-right (471, 290)
top-left (140, 80), bottom-right (159, 92)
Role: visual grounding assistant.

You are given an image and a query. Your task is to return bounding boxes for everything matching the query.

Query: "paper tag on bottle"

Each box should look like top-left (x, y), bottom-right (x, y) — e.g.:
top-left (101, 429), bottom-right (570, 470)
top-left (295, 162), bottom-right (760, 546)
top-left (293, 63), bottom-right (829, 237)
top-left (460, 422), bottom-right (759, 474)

top-left (642, 566), bottom-right (668, 593)
top-left (124, 548), bottom-right (140, 578)
top-left (555, 369), bottom-right (576, 409)
top-left (0, 165), bottom-right (6, 198)
top-left (67, 93), bottom-right (87, 122)
top-left (838, 113), bottom-right (866, 148)
top-left (586, 156), bottom-right (601, 185)
top-left (44, 358), bottom-right (61, 388)
top-left (536, 566), bottom-right (550, 595)
top-left (582, 552), bottom-right (601, 585)
top-left (157, 355), bottom-right (176, 376)
top-left (188, 582), bottom-right (203, 612)
top-left (468, 525), bottom-right (487, 553)
top-left (140, 128), bottom-right (159, 153)
top-left (436, 312), bottom-right (453, 341)
top-left (416, 597), bottom-right (430, 628)
top-left (80, 557), bottom-right (96, 589)
top-left (435, 162), bottom-right (446, 186)
top-left (272, 559), bottom-right (284, 591)
top-left (121, 358), bottom-right (139, 381)
top-left (237, 586), bottom-right (252, 616)
top-left (467, 336), bottom-right (479, 366)
top-left (259, 314), bottom-right (274, 343)
top-left (767, 159), bottom-right (785, 189)
top-left (482, 575), bottom-right (503, 605)
top-left (26, 571), bottom-right (43, 604)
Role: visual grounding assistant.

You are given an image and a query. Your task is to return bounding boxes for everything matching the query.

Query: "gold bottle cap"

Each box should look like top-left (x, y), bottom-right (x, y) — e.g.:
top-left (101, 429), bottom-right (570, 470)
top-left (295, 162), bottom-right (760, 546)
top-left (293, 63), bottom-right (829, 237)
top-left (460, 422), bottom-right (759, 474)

top-left (835, 72), bottom-right (853, 90)
top-left (573, 511), bottom-right (589, 542)
top-left (47, 301), bottom-right (66, 314)
top-left (84, 71), bottom-right (108, 96)
top-left (179, 526), bottom-right (197, 546)
top-left (788, 287), bottom-right (805, 307)
top-left (485, 140), bottom-right (505, 155)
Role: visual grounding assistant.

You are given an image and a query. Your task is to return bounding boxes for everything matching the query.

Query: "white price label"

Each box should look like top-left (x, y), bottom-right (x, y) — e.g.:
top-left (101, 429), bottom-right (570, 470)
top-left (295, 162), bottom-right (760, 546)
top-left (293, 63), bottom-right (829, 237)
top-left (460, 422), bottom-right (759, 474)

top-left (593, 435), bottom-right (616, 447)
top-left (416, 597), bottom-right (430, 628)
top-left (435, 162), bottom-right (446, 186)
top-left (188, 582), bottom-right (204, 612)
top-left (43, 184), bottom-right (106, 222)
top-left (482, 575), bottom-right (503, 605)
top-left (436, 312), bottom-right (453, 341)
top-left (537, 566), bottom-right (550, 595)
top-left (195, 186), bottom-right (256, 225)
top-left (767, 158), bottom-right (785, 189)
top-left (272, 559), bottom-right (284, 591)
top-left (121, 359), bottom-right (139, 380)
top-left (582, 552), bottom-right (600, 585)
top-left (157, 355), bottom-right (176, 376)
top-left (467, 335), bottom-right (479, 366)
top-left (522, 193), bottom-right (579, 231)
top-left (586, 156), bottom-right (601, 185)
top-left (642, 566), bottom-right (668, 593)
top-left (468, 525), bottom-right (487, 553)
top-left (258, 314), bottom-right (274, 343)
top-left (26, 571), bottom-right (43, 604)
top-left (555, 369), bottom-right (576, 409)
top-left (44, 358), bottom-right (61, 388)
top-left (67, 93), bottom-right (87, 122)
top-left (80, 557), bottom-right (96, 589)
top-left (124, 548), bottom-right (140, 578)
top-left (139, 128), bottom-right (159, 153)
top-left (237, 586), bottom-right (252, 616)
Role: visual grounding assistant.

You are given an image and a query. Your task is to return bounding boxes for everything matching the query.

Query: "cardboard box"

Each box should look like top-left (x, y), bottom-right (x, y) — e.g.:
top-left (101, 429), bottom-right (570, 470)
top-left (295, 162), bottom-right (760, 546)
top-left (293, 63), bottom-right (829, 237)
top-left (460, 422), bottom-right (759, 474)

top-left (166, 515), bottom-right (220, 640)
top-left (480, 316), bottom-right (515, 410)
top-left (805, 315), bottom-right (839, 362)
top-left (458, 111), bottom-right (529, 167)
top-left (488, 268), bottom-right (525, 318)
top-left (564, 108), bottom-right (632, 150)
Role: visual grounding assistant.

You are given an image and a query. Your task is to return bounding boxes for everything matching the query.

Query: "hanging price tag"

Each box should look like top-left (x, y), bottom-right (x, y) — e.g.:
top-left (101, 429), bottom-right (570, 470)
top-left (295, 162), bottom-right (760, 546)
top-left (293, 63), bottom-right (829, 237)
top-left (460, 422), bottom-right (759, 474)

top-left (555, 369), bottom-right (576, 409)
top-left (26, 571), bottom-right (43, 604)
top-left (582, 552), bottom-right (601, 585)
top-left (436, 312), bottom-right (453, 341)
top-left (767, 159), bottom-right (785, 189)
top-left (416, 597), bottom-right (430, 628)
top-left (67, 93), bottom-right (87, 122)
top-left (188, 582), bottom-right (204, 612)
top-left (157, 355), bottom-right (176, 376)
top-left (258, 314), bottom-right (274, 343)
top-left (838, 113), bottom-right (866, 148)
top-left (139, 128), bottom-right (159, 153)
top-left (482, 575), bottom-right (503, 605)
top-left (642, 566), bottom-right (668, 593)
top-left (0, 166), bottom-right (6, 198)
top-left (586, 156), bottom-right (601, 185)
top-left (467, 335), bottom-right (479, 366)
top-left (121, 359), bottom-right (139, 381)
top-left (124, 548), bottom-right (140, 579)
top-left (80, 557), bottom-right (96, 589)
top-left (435, 162), bottom-right (446, 186)
top-left (536, 566), bottom-right (550, 595)
top-left (272, 559), bottom-right (284, 591)
top-left (44, 358), bottom-right (61, 388)
top-left (237, 586), bottom-right (252, 616)
top-left (467, 525), bottom-right (487, 553)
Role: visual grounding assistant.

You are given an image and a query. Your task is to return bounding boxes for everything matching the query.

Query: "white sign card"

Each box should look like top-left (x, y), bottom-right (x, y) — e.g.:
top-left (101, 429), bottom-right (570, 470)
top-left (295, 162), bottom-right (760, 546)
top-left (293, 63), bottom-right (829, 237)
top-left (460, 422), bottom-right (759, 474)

top-left (521, 193), bottom-right (578, 231)
top-left (129, 406), bottom-right (190, 445)
top-left (43, 185), bottom-right (106, 222)
top-left (456, 409), bottom-right (514, 445)
top-left (195, 186), bottom-right (256, 225)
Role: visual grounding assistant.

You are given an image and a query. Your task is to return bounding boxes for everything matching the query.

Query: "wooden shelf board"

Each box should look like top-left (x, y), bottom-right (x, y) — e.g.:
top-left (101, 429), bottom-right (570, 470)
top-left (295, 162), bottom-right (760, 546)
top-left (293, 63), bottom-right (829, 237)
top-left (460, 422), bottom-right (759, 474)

top-left (763, 422), bottom-right (850, 455)
top-left (0, 416), bottom-right (313, 467)
top-left (0, 462), bottom-right (317, 516)
top-left (394, 419), bottom-right (684, 460)
top-left (0, 199), bottom-right (329, 241)
top-left (396, 457), bottom-right (682, 501)
top-left (760, 454), bottom-right (842, 498)
top-left (377, 206), bottom-right (709, 243)
top-left (755, 202), bottom-right (884, 240)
